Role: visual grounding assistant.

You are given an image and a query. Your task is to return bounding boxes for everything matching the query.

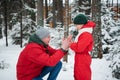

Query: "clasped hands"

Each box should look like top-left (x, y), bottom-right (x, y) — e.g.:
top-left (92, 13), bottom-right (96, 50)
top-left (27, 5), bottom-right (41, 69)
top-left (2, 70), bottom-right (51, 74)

top-left (61, 35), bottom-right (73, 51)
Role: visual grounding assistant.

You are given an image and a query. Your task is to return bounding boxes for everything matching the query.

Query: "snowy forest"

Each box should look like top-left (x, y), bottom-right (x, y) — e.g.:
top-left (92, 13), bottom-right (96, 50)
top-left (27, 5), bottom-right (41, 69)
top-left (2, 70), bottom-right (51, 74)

top-left (0, 0), bottom-right (120, 80)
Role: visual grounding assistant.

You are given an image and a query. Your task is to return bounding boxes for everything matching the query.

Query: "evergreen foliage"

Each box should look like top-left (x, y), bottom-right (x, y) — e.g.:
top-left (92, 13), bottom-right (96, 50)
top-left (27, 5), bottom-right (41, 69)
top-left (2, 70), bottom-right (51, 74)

top-left (101, 1), bottom-right (120, 79)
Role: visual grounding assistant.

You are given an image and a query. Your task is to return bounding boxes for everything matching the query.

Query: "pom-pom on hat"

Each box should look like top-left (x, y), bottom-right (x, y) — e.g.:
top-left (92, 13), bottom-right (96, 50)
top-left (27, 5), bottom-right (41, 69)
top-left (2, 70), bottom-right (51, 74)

top-left (35, 27), bottom-right (50, 39)
top-left (73, 14), bottom-right (88, 25)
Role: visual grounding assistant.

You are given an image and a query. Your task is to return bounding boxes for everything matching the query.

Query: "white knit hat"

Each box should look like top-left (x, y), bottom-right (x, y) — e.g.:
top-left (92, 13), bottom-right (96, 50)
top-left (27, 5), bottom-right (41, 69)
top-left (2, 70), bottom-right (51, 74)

top-left (35, 27), bottom-right (50, 39)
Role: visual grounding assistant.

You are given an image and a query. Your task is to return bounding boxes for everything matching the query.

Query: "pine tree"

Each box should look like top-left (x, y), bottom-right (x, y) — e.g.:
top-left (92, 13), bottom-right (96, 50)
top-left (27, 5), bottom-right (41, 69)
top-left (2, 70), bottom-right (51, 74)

top-left (109, 19), bottom-right (120, 79)
top-left (101, 1), bottom-right (115, 54)
top-left (101, 1), bottom-right (120, 79)
top-left (10, 0), bottom-right (37, 46)
top-left (78, 0), bottom-right (91, 15)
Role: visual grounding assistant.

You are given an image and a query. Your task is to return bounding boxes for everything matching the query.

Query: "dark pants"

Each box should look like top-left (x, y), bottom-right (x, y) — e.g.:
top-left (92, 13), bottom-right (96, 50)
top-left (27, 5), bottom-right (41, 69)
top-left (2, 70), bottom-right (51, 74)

top-left (33, 61), bottom-right (62, 80)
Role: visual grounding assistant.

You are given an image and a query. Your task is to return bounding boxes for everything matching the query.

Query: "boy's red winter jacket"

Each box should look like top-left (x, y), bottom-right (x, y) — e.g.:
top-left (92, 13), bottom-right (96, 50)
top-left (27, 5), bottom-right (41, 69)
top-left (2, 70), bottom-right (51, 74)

top-left (16, 42), bottom-right (65, 80)
top-left (70, 21), bottom-right (96, 80)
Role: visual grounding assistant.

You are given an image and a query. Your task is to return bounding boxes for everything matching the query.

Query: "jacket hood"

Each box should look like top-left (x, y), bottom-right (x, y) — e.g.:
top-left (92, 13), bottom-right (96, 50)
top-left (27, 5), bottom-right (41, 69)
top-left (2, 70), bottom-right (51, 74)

top-left (28, 34), bottom-right (48, 47)
top-left (82, 21), bottom-right (96, 28)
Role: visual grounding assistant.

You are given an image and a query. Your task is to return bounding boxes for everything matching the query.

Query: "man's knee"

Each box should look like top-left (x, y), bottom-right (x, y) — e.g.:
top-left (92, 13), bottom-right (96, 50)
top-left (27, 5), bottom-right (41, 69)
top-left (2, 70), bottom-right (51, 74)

top-left (56, 61), bottom-right (62, 68)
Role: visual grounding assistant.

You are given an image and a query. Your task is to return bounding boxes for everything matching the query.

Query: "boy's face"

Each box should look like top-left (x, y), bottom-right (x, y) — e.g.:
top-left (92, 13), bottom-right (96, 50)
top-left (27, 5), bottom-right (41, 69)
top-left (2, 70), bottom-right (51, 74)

top-left (42, 35), bottom-right (51, 45)
top-left (75, 24), bottom-right (83, 30)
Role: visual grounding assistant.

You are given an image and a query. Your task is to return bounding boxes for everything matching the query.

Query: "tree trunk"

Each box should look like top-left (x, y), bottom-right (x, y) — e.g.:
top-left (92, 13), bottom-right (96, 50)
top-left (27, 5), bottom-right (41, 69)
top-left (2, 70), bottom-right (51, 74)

top-left (45, 0), bottom-right (48, 19)
top-left (52, 0), bottom-right (57, 28)
top-left (57, 0), bottom-right (63, 27)
top-left (4, 0), bottom-right (8, 46)
top-left (37, 0), bottom-right (44, 27)
top-left (0, 1), bottom-right (2, 39)
top-left (91, 0), bottom-right (103, 59)
top-left (112, 0), bottom-right (113, 7)
top-left (117, 0), bottom-right (118, 19)
top-left (20, 2), bottom-right (23, 48)
top-left (0, 14), bottom-right (2, 39)
top-left (63, 0), bottom-right (69, 62)
top-left (0, 27), bottom-right (2, 39)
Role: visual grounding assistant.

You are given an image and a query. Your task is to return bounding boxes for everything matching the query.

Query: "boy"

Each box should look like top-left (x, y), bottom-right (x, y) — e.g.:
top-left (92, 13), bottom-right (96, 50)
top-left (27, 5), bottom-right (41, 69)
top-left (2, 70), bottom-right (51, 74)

top-left (70, 14), bottom-right (96, 80)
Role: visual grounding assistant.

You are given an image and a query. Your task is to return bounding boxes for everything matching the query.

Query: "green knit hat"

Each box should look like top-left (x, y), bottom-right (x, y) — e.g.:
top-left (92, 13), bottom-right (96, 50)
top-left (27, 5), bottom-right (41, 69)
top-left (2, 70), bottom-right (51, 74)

top-left (73, 14), bottom-right (88, 24)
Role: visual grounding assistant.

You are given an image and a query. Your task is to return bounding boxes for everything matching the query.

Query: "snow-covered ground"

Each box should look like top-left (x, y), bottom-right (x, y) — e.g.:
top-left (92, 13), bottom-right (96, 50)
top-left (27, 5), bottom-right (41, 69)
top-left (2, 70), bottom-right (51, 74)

top-left (0, 37), bottom-right (118, 80)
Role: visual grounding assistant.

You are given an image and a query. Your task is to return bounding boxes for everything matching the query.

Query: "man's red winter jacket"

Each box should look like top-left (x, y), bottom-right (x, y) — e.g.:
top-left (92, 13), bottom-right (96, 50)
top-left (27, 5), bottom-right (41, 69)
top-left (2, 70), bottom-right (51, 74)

top-left (16, 42), bottom-right (65, 80)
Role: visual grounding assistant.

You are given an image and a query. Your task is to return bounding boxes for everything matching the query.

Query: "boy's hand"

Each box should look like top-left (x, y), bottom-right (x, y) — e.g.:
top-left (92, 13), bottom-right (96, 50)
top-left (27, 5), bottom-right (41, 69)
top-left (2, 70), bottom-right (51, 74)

top-left (67, 35), bottom-right (73, 42)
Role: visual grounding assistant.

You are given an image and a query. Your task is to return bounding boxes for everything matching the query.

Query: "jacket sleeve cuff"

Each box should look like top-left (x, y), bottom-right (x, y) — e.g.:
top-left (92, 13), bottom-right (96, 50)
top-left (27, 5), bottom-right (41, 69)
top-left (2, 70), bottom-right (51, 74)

top-left (60, 48), bottom-right (68, 54)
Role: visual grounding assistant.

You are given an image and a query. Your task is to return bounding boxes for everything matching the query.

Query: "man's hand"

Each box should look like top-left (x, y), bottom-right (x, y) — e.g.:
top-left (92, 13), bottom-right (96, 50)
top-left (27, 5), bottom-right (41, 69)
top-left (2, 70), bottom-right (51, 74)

top-left (61, 38), bottom-right (70, 51)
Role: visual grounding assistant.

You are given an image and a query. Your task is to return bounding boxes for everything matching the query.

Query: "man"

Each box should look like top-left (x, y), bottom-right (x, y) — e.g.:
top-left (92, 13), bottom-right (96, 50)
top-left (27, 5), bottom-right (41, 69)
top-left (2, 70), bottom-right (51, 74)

top-left (16, 27), bottom-right (71, 80)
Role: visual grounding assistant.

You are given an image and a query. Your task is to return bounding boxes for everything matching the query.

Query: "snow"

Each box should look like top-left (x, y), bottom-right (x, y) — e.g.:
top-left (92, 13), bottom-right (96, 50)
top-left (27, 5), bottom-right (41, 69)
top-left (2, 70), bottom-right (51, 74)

top-left (0, 38), bottom-right (118, 80)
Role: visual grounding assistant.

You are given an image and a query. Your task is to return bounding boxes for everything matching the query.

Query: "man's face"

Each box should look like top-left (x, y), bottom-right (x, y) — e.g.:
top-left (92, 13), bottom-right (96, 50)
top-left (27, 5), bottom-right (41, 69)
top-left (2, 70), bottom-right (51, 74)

top-left (42, 35), bottom-right (51, 45)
